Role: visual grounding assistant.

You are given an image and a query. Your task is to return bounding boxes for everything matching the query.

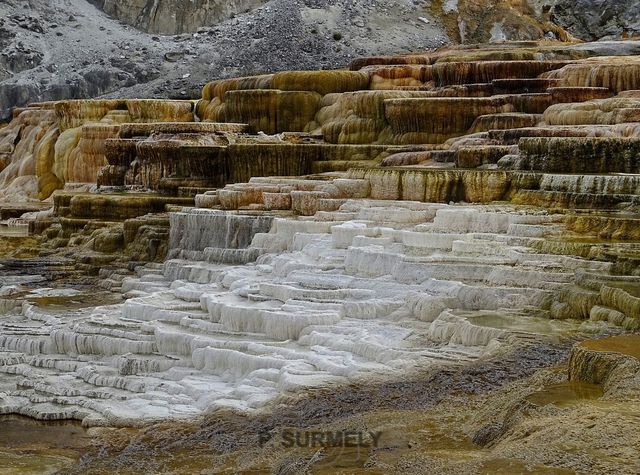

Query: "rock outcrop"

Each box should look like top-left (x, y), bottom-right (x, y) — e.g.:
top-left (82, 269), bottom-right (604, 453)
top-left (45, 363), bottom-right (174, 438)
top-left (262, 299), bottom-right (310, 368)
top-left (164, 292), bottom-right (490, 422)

top-left (549, 0), bottom-right (640, 41)
top-left (89, 0), bottom-right (267, 34)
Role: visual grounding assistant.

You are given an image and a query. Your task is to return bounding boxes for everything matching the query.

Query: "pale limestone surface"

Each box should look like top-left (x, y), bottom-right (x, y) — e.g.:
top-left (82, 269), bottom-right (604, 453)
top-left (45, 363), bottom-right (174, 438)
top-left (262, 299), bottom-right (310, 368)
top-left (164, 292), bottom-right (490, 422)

top-left (0, 202), bottom-right (625, 426)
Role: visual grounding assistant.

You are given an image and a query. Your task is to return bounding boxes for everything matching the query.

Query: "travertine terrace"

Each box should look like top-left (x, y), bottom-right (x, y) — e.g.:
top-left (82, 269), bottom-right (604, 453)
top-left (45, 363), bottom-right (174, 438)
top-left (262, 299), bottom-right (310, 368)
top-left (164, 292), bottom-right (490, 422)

top-left (0, 39), bottom-right (639, 472)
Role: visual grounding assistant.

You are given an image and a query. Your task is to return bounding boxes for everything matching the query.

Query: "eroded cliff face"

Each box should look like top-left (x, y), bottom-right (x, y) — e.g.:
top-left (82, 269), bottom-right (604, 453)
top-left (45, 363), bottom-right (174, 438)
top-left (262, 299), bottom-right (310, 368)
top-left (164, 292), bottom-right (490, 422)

top-left (90, 0), bottom-right (640, 43)
top-left (89, 0), bottom-right (267, 34)
top-left (429, 0), bottom-right (571, 44)
top-left (549, 0), bottom-right (640, 41)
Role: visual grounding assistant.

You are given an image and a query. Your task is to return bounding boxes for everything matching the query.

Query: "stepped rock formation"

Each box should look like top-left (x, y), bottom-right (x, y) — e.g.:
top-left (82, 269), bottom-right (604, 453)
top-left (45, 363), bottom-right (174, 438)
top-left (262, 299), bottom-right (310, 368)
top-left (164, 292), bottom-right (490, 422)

top-left (0, 202), bottom-right (627, 424)
top-left (1, 39), bottom-right (638, 252)
top-left (56, 45), bottom-right (637, 204)
top-left (569, 335), bottom-right (640, 385)
top-left (0, 38), bottom-right (639, 473)
top-left (1, 38), bottom-right (638, 282)
top-left (0, 99), bottom-right (194, 201)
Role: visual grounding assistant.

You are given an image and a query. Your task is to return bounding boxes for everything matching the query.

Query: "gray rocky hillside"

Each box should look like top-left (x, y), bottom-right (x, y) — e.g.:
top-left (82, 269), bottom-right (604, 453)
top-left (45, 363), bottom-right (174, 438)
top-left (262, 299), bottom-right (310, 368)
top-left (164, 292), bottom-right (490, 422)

top-left (1, 0), bottom-right (639, 121)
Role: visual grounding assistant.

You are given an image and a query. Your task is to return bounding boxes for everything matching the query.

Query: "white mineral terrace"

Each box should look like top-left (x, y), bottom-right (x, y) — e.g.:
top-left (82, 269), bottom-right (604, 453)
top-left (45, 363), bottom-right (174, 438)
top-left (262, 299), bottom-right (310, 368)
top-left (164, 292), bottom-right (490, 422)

top-left (0, 201), bottom-right (619, 426)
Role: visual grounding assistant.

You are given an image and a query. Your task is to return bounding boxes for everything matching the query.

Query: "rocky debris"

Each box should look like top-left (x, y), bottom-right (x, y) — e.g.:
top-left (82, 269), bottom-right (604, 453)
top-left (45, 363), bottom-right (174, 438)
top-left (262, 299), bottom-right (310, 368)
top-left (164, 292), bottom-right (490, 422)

top-left (549, 0), bottom-right (640, 41)
top-left (163, 51), bottom-right (185, 63)
top-left (0, 42), bottom-right (44, 75)
top-left (0, 19), bottom-right (16, 47)
top-left (0, 0), bottom-right (450, 121)
top-left (9, 14), bottom-right (46, 34)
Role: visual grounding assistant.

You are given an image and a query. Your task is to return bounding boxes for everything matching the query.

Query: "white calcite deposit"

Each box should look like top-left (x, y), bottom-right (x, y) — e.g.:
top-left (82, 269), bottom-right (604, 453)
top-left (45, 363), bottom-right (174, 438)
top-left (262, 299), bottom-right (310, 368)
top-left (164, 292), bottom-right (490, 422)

top-left (0, 203), bottom-right (626, 426)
